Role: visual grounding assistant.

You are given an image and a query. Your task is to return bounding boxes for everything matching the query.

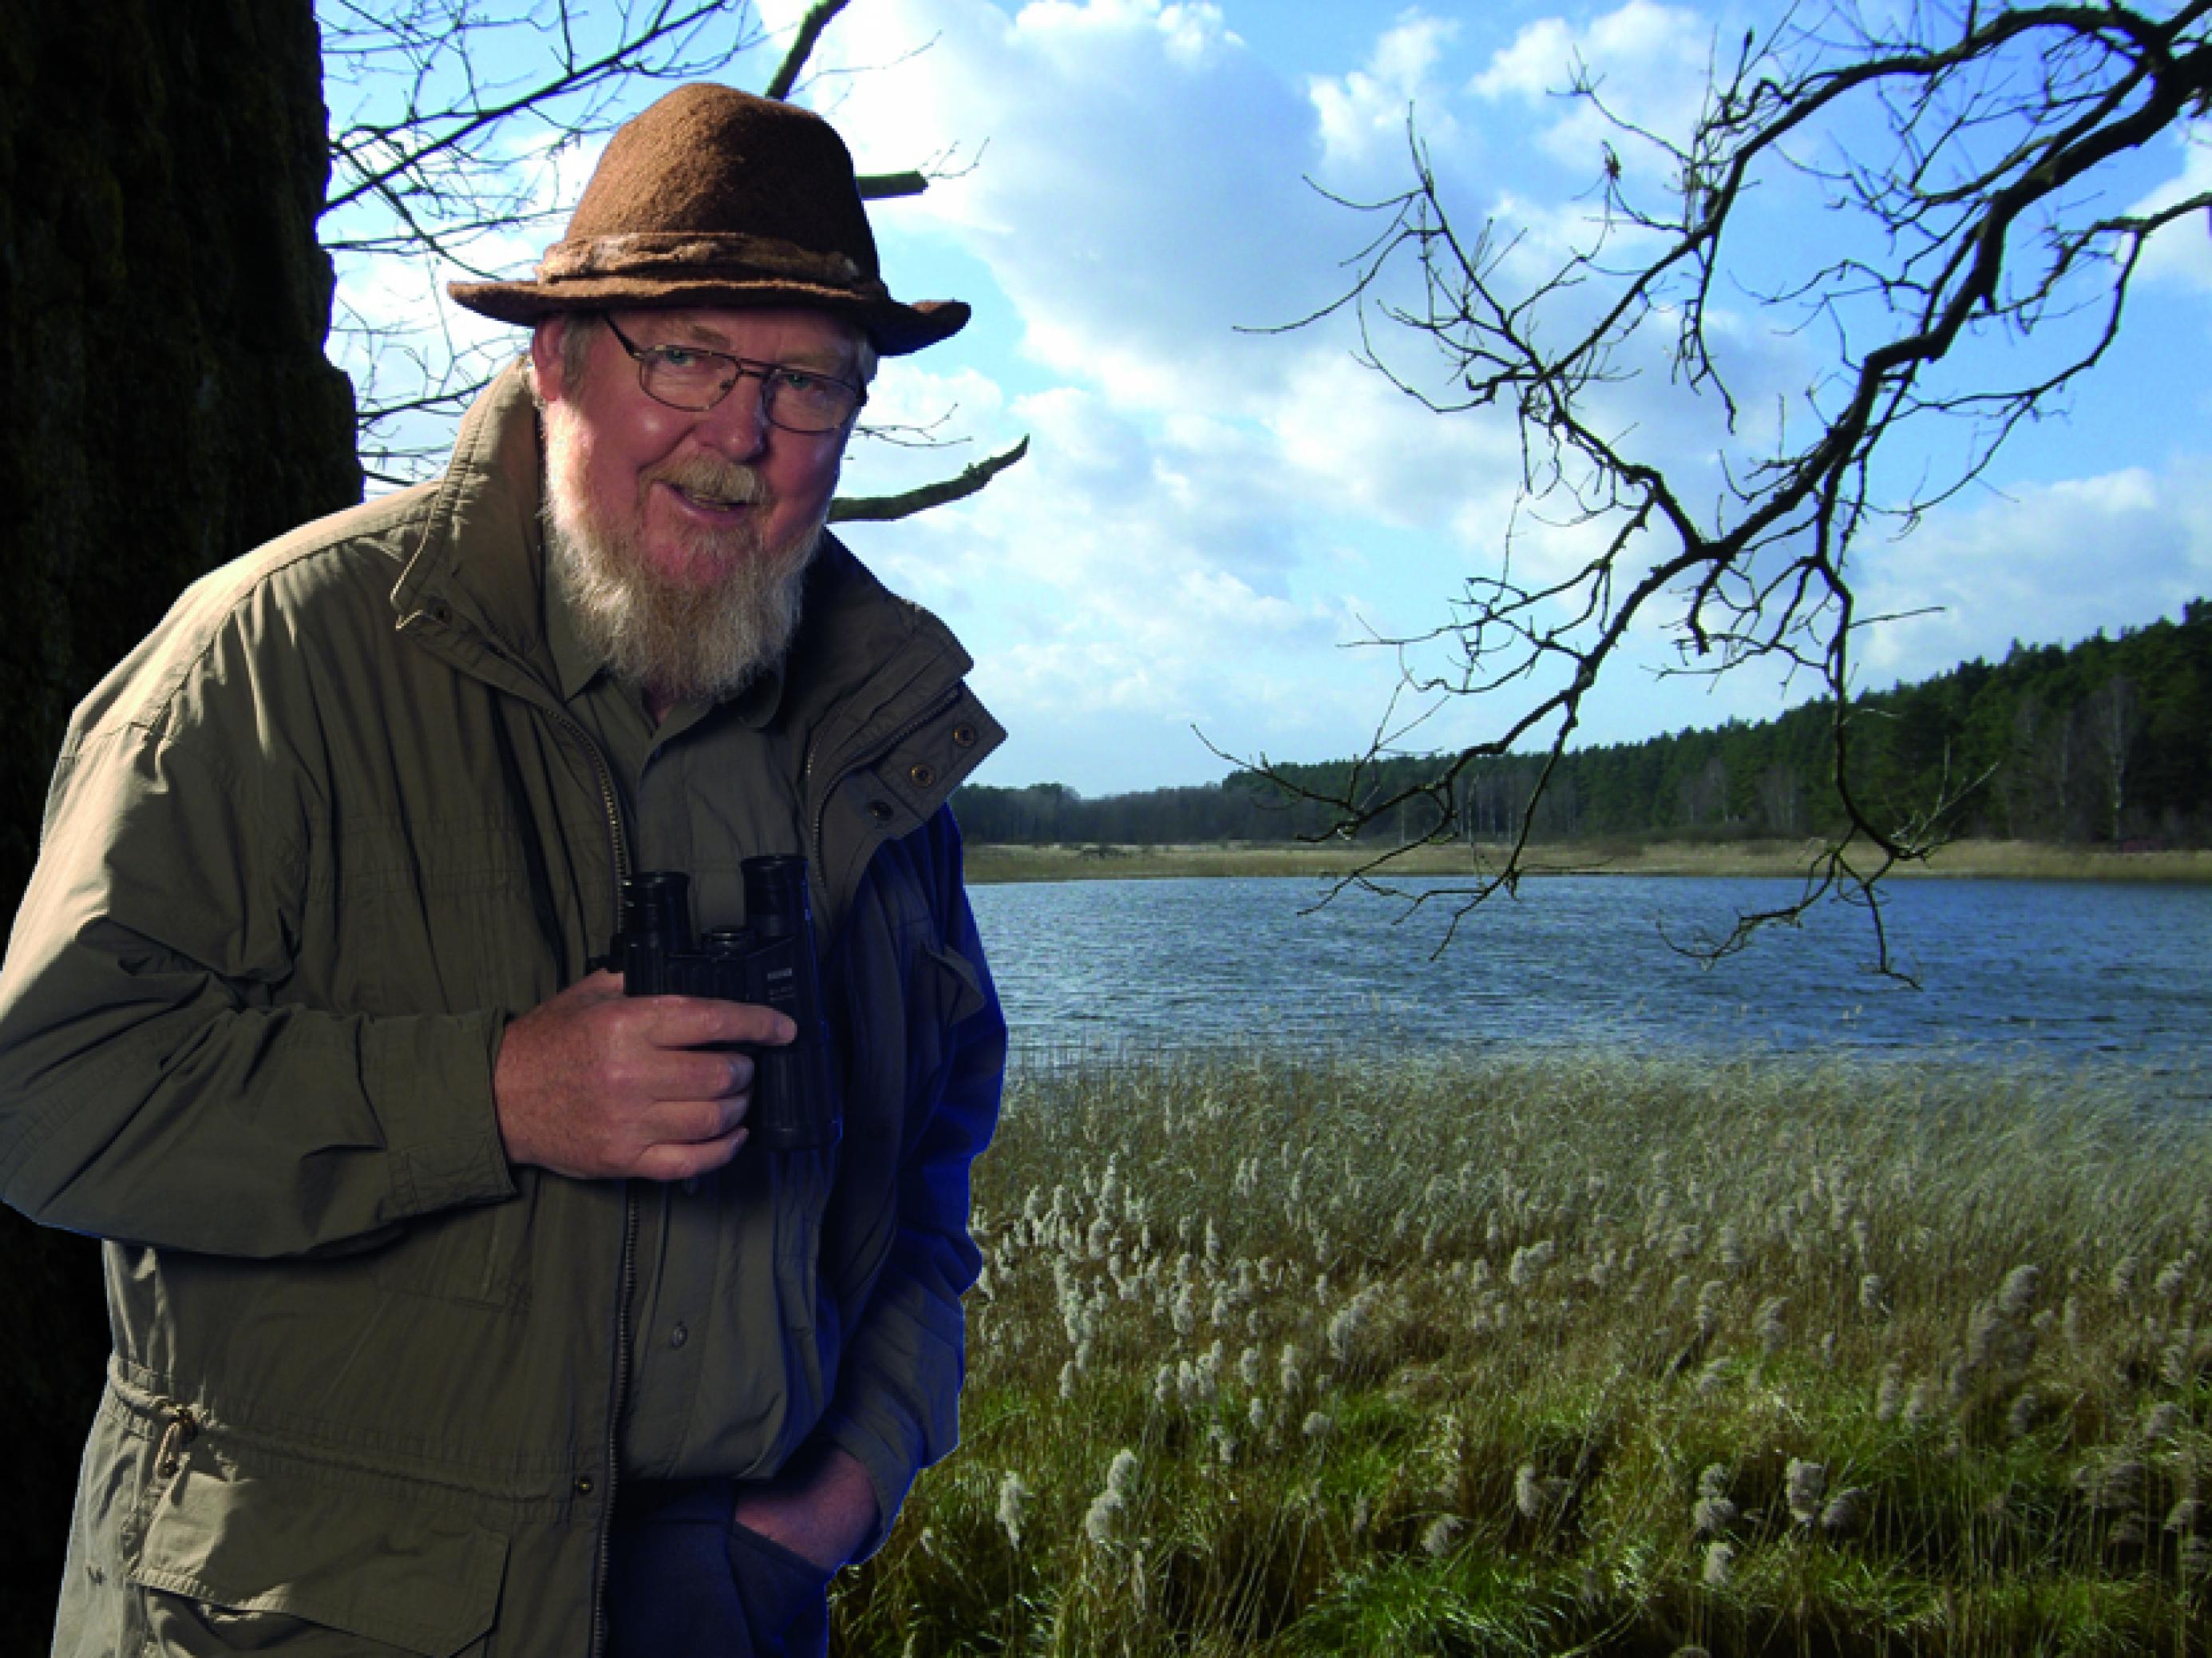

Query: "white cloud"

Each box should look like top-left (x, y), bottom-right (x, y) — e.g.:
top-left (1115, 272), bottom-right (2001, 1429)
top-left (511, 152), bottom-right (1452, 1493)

top-left (2129, 130), bottom-right (2212, 293)
top-left (1263, 342), bottom-right (1522, 530)
top-left (1471, 0), bottom-right (1714, 173)
top-left (1308, 11), bottom-right (1464, 180)
top-left (1854, 463), bottom-right (2212, 687)
top-left (789, 0), bottom-right (1353, 410)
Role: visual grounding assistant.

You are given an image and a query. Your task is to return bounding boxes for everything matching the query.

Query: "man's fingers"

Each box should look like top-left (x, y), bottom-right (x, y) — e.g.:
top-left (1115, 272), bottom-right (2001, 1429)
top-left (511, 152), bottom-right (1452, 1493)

top-left (652, 1092), bottom-right (752, 1146)
top-left (635, 995), bottom-right (797, 1051)
top-left (648, 1047), bottom-right (754, 1103)
top-left (633, 1127), bottom-right (748, 1183)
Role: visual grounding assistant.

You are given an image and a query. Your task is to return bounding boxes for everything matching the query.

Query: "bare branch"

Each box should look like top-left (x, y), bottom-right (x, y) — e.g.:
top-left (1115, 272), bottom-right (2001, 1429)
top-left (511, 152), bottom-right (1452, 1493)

top-left (765, 0), bottom-right (853, 100)
top-left (1241, 0), bottom-right (2212, 977)
top-left (829, 437), bottom-right (1030, 523)
top-left (858, 171), bottom-right (930, 200)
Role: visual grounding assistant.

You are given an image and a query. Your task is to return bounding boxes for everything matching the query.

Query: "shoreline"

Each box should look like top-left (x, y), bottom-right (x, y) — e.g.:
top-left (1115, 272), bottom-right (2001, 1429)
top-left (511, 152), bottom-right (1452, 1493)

top-left (963, 836), bottom-right (2212, 885)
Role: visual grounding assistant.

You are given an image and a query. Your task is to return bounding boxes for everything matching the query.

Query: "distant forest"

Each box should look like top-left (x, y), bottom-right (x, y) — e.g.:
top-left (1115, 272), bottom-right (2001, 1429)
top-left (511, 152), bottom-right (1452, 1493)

top-left (956, 599), bottom-right (2212, 850)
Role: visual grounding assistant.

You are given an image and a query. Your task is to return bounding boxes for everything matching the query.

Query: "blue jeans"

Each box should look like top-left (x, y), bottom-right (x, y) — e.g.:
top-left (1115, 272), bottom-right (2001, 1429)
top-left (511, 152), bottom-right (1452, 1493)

top-left (607, 1479), bottom-right (833, 1657)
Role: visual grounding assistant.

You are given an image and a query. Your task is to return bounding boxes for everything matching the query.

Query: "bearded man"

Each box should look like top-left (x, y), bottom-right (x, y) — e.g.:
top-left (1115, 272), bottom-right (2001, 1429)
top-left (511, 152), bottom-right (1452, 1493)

top-left (0, 85), bottom-right (1004, 1656)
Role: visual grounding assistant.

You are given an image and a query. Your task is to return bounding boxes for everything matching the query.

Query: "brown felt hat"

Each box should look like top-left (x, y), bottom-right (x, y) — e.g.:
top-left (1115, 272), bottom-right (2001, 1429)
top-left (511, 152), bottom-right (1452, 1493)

top-left (449, 85), bottom-right (967, 355)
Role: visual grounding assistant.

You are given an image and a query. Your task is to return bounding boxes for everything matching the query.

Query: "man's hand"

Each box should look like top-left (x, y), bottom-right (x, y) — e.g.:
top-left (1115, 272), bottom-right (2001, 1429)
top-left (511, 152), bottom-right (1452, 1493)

top-left (731, 1447), bottom-right (880, 1574)
top-left (493, 971), bottom-right (794, 1181)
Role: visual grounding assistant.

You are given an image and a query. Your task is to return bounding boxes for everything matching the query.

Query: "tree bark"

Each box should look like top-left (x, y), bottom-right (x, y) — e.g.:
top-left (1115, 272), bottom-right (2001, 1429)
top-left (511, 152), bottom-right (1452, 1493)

top-left (0, 0), bottom-right (358, 1637)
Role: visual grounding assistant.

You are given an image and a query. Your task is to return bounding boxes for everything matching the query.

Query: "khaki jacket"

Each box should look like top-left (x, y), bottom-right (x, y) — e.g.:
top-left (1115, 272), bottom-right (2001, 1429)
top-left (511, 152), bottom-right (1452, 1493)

top-left (0, 366), bottom-right (1006, 1656)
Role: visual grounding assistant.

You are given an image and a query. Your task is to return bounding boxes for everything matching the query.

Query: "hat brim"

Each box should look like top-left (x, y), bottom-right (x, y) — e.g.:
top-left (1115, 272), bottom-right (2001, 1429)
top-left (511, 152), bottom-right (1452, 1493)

top-left (447, 275), bottom-right (968, 356)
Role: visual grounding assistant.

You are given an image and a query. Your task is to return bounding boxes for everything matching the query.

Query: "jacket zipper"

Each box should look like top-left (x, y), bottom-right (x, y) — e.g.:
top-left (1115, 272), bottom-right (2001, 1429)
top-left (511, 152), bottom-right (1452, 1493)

top-left (592, 1193), bottom-right (641, 1658)
top-left (805, 684), bottom-right (964, 874)
top-left (543, 706), bottom-right (635, 1658)
top-left (421, 608), bottom-right (956, 1652)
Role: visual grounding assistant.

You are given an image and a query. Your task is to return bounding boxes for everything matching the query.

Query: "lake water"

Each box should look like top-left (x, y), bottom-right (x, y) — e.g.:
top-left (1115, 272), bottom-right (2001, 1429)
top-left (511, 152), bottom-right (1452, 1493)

top-left (968, 875), bottom-right (2211, 1074)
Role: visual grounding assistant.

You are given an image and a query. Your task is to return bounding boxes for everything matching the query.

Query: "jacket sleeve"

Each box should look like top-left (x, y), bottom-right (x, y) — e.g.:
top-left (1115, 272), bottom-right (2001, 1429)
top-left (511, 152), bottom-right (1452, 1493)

top-left (0, 618), bottom-right (515, 1258)
top-left (817, 805), bottom-right (1005, 1556)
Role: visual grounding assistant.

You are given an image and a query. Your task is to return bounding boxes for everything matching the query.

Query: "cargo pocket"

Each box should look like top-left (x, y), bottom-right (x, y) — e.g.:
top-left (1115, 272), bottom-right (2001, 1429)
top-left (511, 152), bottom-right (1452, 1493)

top-left (128, 1445), bottom-right (508, 1656)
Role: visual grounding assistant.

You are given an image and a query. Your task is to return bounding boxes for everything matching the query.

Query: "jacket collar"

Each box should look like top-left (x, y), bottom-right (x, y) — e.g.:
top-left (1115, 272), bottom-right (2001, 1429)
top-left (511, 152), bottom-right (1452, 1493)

top-left (390, 360), bottom-right (554, 679)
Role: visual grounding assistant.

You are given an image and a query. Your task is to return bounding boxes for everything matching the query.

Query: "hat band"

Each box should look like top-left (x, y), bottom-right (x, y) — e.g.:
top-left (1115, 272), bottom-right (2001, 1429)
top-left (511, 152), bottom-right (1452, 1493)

top-left (535, 231), bottom-right (885, 299)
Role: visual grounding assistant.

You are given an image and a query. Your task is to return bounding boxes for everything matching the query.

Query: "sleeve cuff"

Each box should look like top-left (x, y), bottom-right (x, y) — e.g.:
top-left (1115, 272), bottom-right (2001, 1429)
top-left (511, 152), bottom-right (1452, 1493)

top-left (820, 1412), bottom-right (919, 1562)
top-left (361, 1010), bottom-right (516, 1218)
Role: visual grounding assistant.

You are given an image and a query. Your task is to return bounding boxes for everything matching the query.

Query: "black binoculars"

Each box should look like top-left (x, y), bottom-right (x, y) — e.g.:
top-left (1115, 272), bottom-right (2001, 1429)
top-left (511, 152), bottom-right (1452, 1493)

top-left (615, 857), bottom-right (841, 1154)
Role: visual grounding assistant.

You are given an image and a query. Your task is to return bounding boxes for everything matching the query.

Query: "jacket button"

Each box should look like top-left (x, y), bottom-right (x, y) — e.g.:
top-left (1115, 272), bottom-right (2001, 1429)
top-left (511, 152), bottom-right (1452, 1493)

top-left (574, 1476), bottom-right (594, 1497)
top-left (952, 723), bottom-right (978, 749)
top-left (670, 1322), bottom-right (689, 1349)
top-left (868, 800), bottom-right (894, 823)
top-left (908, 762), bottom-right (937, 789)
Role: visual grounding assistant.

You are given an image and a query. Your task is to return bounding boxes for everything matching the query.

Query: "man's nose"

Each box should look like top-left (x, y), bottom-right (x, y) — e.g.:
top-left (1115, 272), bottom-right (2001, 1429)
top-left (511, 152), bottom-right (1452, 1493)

top-left (697, 370), bottom-right (772, 457)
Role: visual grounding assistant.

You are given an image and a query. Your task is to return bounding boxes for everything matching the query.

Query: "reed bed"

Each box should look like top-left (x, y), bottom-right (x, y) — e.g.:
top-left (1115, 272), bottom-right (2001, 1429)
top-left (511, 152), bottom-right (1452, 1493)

top-left (831, 1051), bottom-right (2212, 1655)
top-left (961, 840), bottom-right (2212, 886)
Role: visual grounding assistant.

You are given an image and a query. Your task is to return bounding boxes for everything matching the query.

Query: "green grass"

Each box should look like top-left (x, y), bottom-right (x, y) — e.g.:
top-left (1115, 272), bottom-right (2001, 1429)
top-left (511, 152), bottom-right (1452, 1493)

top-left (831, 1051), bottom-right (2212, 1654)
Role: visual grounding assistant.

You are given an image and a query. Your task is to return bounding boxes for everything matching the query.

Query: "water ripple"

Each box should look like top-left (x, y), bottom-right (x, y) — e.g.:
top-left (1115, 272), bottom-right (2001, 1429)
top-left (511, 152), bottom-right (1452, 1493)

top-left (969, 874), bottom-right (2212, 1066)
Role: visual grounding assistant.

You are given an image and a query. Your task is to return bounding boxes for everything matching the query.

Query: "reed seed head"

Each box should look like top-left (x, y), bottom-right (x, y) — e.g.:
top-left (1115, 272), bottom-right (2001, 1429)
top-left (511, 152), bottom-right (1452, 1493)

top-left (1997, 1264), bottom-right (2041, 1318)
top-left (1718, 1225), bottom-right (1744, 1273)
top-left (1509, 1240), bottom-right (1557, 1288)
top-left (1820, 1487), bottom-right (1869, 1538)
top-left (1876, 1367), bottom-right (1905, 1422)
top-left (1515, 1462), bottom-right (1573, 1521)
top-left (1786, 1459), bottom-right (1827, 1525)
top-left (1702, 1540), bottom-right (1735, 1589)
top-left (997, 1470), bottom-right (1031, 1549)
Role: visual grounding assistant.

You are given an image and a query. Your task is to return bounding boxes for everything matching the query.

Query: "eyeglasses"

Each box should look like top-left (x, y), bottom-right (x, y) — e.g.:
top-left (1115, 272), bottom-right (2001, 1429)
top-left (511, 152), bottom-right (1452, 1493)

top-left (600, 315), bottom-right (867, 435)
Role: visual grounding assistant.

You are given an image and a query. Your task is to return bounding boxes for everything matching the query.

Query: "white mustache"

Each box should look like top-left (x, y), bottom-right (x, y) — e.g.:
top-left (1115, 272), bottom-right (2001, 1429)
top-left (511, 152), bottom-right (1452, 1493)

top-left (652, 458), bottom-right (766, 505)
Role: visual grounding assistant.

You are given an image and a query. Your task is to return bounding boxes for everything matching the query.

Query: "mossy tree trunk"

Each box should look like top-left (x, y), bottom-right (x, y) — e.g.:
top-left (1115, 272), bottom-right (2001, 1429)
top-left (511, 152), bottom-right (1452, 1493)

top-left (0, 0), bottom-right (358, 1639)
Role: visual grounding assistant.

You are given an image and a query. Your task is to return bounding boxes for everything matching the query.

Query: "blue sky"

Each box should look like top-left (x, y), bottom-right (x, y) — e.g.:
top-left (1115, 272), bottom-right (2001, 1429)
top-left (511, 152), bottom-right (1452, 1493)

top-left (330, 1), bottom-right (2212, 797)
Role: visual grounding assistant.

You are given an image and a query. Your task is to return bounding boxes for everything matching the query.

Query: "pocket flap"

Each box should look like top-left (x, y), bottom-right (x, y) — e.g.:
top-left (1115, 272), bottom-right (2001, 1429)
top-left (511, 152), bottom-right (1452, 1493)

top-left (922, 940), bottom-right (987, 1027)
top-left (129, 1452), bottom-right (507, 1655)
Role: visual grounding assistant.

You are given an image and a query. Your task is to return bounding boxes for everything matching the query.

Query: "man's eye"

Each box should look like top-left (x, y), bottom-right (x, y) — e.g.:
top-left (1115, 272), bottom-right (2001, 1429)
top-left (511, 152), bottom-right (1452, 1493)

top-left (772, 368), bottom-right (828, 394)
top-left (655, 347), bottom-right (706, 370)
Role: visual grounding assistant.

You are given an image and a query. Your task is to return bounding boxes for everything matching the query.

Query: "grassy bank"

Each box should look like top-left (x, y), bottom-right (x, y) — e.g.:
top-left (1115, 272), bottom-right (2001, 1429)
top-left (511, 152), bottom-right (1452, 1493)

top-left (834, 1053), bottom-right (2212, 1655)
top-left (964, 838), bottom-right (2212, 885)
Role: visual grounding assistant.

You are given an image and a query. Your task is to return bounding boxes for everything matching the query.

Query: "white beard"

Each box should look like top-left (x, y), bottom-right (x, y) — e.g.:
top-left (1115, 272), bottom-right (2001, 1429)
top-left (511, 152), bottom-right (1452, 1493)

top-left (540, 400), bottom-right (828, 706)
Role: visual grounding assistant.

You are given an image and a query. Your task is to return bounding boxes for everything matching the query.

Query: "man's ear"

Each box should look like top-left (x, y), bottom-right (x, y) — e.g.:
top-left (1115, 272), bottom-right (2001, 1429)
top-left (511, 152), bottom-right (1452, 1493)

top-left (528, 317), bottom-right (571, 403)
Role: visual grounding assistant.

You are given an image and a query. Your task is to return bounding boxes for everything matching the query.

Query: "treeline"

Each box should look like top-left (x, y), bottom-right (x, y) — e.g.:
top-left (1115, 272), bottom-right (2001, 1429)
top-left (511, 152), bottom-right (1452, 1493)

top-left (957, 599), bottom-right (2212, 849)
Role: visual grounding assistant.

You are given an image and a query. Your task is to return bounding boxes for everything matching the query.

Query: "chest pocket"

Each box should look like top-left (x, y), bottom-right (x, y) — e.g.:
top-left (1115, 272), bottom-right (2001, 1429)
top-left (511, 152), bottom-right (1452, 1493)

top-left (319, 816), bottom-right (568, 1019)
